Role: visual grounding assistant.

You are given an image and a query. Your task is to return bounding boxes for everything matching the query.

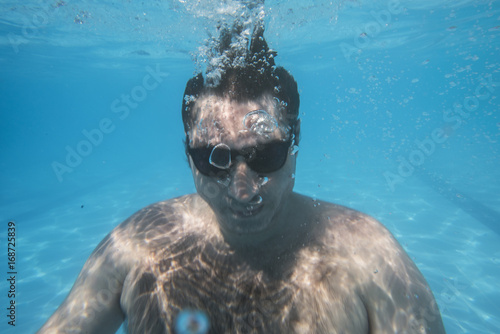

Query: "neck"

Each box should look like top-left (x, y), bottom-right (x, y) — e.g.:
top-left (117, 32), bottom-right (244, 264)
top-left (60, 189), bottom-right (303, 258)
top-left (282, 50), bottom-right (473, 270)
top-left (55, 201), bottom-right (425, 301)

top-left (222, 193), bottom-right (311, 272)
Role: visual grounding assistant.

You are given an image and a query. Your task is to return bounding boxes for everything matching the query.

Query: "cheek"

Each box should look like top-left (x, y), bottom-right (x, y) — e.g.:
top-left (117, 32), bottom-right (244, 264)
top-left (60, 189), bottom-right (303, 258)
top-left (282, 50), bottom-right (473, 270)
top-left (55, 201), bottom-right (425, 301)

top-left (192, 171), bottom-right (227, 206)
top-left (280, 154), bottom-right (297, 182)
top-left (189, 156), bottom-right (209, 192)
top-left (263, 156), bottom-right (296, 195)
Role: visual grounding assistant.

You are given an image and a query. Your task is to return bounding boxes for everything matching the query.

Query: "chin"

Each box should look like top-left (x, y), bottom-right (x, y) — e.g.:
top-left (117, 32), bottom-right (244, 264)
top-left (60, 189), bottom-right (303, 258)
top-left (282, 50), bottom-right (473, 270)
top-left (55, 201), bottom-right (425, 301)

top-left (220, 207), bottom-right (274, 235)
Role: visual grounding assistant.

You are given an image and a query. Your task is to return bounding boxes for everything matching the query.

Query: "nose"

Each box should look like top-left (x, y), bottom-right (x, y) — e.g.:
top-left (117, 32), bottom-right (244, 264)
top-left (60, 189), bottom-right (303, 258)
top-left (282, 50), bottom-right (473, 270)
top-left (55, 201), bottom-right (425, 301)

top-left (227, 159), bottom-right (260, 204)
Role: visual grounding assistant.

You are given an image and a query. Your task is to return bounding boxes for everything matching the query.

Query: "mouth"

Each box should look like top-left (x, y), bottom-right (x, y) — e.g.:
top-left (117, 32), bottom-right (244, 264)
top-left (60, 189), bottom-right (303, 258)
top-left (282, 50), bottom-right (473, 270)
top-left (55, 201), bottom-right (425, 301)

top-left (230, 203), bottom-right (264, 218)
top-left (228, 195), bottom-right (264, 218)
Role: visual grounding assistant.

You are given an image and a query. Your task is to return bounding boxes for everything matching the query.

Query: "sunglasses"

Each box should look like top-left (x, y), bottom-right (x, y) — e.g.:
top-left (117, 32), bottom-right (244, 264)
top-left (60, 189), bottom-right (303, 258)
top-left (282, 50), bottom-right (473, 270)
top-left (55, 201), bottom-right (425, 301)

top-left (188, 140), bottom-right (292, 176)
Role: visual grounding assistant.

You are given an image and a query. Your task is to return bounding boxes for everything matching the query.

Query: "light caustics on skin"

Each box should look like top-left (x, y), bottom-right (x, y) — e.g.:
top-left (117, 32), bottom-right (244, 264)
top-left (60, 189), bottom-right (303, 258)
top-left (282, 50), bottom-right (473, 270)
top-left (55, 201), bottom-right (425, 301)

top-left (189, 95), bottom-right (291, 148)
top-left (72, 197), bottom-right (439, 333)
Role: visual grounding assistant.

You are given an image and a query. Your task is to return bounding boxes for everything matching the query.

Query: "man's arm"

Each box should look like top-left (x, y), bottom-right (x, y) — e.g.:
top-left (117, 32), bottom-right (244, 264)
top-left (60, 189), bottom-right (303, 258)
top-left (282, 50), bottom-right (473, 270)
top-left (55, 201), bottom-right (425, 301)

top-left (357, 216), bottom-right (446, 333)
top-left (37, 231), bottom-right (130, 334)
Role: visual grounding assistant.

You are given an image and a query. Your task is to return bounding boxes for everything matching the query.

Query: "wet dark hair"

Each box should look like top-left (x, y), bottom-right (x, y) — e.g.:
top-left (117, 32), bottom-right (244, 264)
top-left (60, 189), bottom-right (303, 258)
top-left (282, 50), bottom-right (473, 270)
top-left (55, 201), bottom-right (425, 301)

top-left (181, 23), bottom-right (300, 146)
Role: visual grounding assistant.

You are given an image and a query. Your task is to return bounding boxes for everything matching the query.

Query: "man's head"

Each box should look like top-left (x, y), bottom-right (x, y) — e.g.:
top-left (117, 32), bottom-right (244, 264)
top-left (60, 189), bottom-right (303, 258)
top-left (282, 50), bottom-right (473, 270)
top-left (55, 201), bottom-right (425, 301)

top-left (182, 23), bottom-right (300, 144)
top-left (181, 22), bottom-right (301, 239)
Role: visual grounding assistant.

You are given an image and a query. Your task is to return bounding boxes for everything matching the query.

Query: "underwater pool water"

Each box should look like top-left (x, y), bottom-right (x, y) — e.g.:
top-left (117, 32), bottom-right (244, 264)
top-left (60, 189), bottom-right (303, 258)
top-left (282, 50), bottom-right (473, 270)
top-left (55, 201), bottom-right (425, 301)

top-left (0, 0), bottom-right (499, 333)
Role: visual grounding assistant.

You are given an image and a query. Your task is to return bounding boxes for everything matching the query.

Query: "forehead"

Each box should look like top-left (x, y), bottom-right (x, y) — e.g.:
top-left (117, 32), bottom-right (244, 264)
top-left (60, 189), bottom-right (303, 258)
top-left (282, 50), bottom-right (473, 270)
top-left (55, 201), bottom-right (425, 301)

top-left (188, 94), bottom-right (291, 148)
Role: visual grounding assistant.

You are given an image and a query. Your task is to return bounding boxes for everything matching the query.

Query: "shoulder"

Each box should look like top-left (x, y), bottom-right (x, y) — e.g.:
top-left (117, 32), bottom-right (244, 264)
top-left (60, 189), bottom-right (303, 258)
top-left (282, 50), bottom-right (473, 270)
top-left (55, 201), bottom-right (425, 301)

top-left (111, 194), bottom-right (214, 251)
top-left (310, 199), bottom-right (445, 333)
top-left (292, 194), bottom-right (401, 261)
top-left (312, 199), bottom-right (417, 284)
top-left (106, 194), bottom-right (221, 262)
top-left (308, 199), bottom-right (393, 250)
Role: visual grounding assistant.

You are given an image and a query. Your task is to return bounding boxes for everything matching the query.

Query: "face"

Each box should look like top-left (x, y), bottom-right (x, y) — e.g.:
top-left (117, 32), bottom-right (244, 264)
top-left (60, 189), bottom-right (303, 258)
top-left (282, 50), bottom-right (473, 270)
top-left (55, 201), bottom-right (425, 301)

top-left (187, 94), bottom-right (298, 239)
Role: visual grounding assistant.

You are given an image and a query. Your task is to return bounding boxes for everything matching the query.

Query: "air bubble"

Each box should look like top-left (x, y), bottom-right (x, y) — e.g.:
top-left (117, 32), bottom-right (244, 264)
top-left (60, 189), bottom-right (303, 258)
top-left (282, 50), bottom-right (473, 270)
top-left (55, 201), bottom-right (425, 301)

top-left (209, 143), bottom-right (231, 169)
top-left (250, 195), bottom-right (263, 205)
top-left (258, 176), bottom-right (269, 187)
top-left (242, 109), bottom-right (278, 136)
top-left (175, 310), bottom-right (209, 334)
top-left (184, 95), bottom-right (196, 104)
top-left (290, 145), bottom-right (299, 155)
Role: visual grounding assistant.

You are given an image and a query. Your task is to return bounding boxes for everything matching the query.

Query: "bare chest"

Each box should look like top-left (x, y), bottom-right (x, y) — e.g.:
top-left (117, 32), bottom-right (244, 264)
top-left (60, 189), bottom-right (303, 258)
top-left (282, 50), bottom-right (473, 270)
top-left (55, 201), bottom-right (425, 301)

top-left (121, 242), bottom-right (368, 334)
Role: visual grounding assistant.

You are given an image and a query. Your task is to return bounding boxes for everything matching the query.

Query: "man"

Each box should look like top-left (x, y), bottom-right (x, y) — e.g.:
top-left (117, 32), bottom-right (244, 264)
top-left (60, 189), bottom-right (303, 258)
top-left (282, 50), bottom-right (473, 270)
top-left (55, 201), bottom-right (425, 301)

top-left (39, 24), bottom-right (446, 333)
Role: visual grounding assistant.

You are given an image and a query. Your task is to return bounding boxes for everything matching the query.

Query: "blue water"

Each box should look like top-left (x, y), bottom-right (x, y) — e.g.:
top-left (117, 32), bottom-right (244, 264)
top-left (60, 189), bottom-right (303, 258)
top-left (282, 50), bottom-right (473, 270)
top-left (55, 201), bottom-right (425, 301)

top-left (1, 0), bottom-right (499, 333)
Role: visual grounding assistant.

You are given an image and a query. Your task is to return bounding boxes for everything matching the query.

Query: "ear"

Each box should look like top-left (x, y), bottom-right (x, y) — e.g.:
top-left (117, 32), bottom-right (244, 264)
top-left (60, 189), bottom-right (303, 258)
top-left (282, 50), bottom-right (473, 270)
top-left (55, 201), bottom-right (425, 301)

top-left (183, 136), bottom-right (192, 167)
top-left (187, 154), bottom-right (198, 176)
top-left (294, 119), bottom-right (301, 146)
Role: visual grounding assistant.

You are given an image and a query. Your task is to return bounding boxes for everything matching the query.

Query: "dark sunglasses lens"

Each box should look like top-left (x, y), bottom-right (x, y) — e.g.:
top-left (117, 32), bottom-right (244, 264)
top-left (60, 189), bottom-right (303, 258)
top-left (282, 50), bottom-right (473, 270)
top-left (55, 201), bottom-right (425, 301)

top-left (248, 141), bottom-right (290, 173)
top-left (190, 148), bottom-right (221, 176)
